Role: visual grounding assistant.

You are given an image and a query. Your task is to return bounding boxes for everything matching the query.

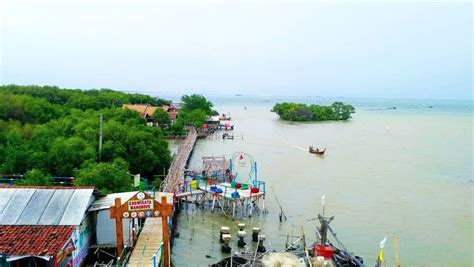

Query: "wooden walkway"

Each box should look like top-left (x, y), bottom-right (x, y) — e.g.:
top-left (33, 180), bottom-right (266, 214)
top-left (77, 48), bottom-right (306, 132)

top-left (127, 218), bottom-right (163, 267)
top-left (160, 127), bottom-right (197, 193)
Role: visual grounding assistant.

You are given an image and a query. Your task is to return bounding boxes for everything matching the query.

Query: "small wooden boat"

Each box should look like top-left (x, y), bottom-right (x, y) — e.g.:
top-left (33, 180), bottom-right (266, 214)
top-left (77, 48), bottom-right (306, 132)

top-left (309, 146), bottom-right (326, 155)
top-left (222, 133), bottom-right (234, 140)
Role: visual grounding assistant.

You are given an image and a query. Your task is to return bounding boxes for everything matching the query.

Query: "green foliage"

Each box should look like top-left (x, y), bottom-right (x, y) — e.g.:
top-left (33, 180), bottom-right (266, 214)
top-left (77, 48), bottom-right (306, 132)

top-left (47, 137), bottom-right (96, 176)
top-left (152, 108), bottom-right (171, 129)
top-left (180, 109), bottom-right (208, 128)
top-left (177, 94), bottom-right (217, 129)
top-left (0, 84), bottom-right (170, 110)
top-left (74, 158), bottom-right (133, 194)
top-left (170, 119), bottom-right (186, 136)
top-left (16, 169), bottom-right (54, 186)
top-left (0, 94), bottom-right (64, 124)
top-left (180, 94), bottom-right (215, 115)
top-left (0, 85), bottom-right (172, 193)
top-left (272, 102), bottom-right (355, 122)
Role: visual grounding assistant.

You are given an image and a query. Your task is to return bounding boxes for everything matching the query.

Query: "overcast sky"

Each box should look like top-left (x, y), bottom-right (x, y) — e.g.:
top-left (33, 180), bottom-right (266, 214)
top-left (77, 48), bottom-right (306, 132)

top-left (0, 0), bottom-right (472, 99)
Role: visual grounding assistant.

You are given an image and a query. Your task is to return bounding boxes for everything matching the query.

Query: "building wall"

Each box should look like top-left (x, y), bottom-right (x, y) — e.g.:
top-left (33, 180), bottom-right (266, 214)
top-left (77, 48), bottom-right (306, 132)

top-left (71, 213), bottom-right (95, 267)
top-left (96, 210), bottom-right (135, 246)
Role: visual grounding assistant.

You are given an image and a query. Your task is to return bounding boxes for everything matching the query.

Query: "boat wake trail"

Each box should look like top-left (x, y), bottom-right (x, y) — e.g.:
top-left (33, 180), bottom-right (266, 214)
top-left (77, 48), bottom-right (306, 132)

top-left (292, 146), bottom-right (307, 152)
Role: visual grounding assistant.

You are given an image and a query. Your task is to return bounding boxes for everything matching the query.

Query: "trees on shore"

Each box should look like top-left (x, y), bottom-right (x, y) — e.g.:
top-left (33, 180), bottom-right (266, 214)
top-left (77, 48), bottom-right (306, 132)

top-left (271, 102), bottom-right (355, 122)
top-left (169, 94), bottom-right (217, 130)
top-left (0, 85), bottom-right (171, 192)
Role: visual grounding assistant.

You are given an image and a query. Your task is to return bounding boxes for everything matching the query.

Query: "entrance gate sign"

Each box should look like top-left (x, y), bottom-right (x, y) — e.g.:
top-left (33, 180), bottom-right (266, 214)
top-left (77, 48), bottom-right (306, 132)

top-left (128, 199), bottom-right (153, 211)
top-left (110, 191), bottom-right (173, 267)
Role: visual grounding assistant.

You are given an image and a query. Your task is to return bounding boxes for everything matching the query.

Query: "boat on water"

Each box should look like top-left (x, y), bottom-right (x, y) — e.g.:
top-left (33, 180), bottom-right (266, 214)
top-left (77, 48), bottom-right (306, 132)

top-left (222, 133), bottom-right (234, 140)
top-left (211, 214), bottom-right (364, 267)
top-left (309, 146), bottom-right (326, 155)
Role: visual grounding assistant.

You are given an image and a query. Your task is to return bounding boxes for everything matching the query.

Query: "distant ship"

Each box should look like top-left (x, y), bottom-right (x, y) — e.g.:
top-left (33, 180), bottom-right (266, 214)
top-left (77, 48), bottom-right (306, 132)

top-left (235, 94), bottom-right (243, 96)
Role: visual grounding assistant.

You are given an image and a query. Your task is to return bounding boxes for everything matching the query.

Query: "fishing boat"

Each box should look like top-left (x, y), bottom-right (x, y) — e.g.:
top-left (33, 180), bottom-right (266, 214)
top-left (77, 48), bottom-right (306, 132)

top-left (309, 146), bottom-right (326, 155)
top-left (308, 214), bottom-right (365, 267)
top-left (211, 214), bottom-right (365, 267)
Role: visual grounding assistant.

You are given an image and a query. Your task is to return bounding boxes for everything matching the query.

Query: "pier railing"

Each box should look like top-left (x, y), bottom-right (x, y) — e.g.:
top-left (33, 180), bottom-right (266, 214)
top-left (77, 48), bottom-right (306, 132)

top-left (175, 175), bottom-right (266, 198)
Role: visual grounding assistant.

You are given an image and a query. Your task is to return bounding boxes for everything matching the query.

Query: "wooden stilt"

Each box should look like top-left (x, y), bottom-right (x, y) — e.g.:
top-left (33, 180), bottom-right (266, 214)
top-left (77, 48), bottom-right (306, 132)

top-left (211, 195), bottom-right (216, 212)
top-left (232, 201), bottom-right (236, 218)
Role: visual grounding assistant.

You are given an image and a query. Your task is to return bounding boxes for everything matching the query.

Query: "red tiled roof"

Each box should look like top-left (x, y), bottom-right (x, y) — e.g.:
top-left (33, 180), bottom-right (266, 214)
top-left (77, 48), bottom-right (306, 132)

top-left (0, 225), bottom-right (75, 256)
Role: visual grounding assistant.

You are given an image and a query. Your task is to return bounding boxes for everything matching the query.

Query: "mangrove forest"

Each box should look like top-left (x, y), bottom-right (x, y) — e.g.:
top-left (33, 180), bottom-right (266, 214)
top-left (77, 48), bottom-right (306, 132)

top-left (0, 85), bottom-right (173, 193)
top-left (271, 101), bottom-right (356, 122)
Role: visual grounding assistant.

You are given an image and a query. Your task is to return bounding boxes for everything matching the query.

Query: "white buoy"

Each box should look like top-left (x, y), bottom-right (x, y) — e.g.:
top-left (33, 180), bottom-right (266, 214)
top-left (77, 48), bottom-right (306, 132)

top-left (252, 227), bottom-right (261, 242)
top-left (237, 231), bottom-right (246, 248)
top-left (222, 234), bottom-right (232, 241)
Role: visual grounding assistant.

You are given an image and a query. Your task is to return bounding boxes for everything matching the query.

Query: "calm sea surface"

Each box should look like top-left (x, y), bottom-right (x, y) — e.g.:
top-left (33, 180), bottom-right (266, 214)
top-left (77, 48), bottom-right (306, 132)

top-left (169, 97), bottom-right (473, 267)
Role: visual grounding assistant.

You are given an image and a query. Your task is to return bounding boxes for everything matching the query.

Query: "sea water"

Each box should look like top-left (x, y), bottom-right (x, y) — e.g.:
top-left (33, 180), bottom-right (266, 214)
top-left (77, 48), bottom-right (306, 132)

top-left (170, 97), bottom-right (473, 267)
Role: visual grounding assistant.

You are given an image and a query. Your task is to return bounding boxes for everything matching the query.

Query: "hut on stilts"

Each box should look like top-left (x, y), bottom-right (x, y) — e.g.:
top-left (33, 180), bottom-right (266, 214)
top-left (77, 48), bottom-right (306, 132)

top-left (175, 153), bottom-right (267, 218)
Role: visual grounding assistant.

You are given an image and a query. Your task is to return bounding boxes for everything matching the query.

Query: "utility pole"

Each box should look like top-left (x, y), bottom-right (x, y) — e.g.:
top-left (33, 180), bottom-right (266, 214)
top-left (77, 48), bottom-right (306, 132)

top-left (99, 113), bottom-right (103, 161)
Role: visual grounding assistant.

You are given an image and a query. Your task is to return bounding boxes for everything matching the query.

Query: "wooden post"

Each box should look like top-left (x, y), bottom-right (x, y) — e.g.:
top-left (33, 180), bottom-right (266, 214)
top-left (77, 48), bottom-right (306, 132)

top-left (112, 198), bottom-right (124, 262)
top-left (161, 196), bottom-right (171, 267)
top-left (110, 192), bottom-right (173, 267)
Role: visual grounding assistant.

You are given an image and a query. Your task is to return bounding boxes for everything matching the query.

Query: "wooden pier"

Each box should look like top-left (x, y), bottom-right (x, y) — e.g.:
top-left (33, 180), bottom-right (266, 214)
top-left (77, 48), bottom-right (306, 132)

top-left (125, 129), bottom-right (197, 267)
top-left (127, 218), bottom-right (164, 267)
top-left (160, 127), bottom-right (197, 193)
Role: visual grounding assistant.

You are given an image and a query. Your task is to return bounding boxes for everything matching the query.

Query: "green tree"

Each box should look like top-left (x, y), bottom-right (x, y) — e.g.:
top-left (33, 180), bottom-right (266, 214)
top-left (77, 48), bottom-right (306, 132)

top-left (47, 136), bottom-right (97, 176)
top-left (0, 85), bottom-right (172, 183)
top-left (181, 94), bottom-right (215, 115)
top-left (170, 119), bottom-right (186, 136)
top-left (331, 101), bottom-right (355, 120)
top-left (74, 158), bottom-right (133, 194)
top-left (272, 102), bottom-right (355, 122)
top-left (152, 108), bottom-right (171, 128)
top-left (180, 109), bottom-right (207, 128)
top-left (16, 169), bottom-right (54, 186)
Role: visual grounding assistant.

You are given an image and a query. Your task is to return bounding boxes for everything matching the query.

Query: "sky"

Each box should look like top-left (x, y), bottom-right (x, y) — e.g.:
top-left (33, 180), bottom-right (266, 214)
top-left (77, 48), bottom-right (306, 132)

top-left (0, 0), bottom-right (472, 100)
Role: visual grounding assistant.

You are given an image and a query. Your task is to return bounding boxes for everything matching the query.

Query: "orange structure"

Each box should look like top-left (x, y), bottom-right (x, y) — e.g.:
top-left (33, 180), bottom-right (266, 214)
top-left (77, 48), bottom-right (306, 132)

top-left (109, 192), bottom-right (173, 267)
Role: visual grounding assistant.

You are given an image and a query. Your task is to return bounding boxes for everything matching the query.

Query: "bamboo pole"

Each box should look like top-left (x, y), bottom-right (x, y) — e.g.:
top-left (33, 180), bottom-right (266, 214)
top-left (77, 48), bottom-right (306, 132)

top-left (393, 233), bottom-right (401, 267)
top-left (301, 224), bottom-right (313, 267)
top-left (271, 186), bottom-right (287, 221)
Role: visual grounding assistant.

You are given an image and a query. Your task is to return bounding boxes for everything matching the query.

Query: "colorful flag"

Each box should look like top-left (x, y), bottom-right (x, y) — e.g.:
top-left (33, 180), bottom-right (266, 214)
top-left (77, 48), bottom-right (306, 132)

top-left (378, 236), bottom-right (387, 262)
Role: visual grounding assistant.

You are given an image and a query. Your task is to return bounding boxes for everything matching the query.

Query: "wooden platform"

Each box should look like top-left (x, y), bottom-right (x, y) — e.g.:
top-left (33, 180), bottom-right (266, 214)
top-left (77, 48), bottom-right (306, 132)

top-left (199, 182), bottom-right (265, 199)
top-left (127, 218), bottom-right (163, 267)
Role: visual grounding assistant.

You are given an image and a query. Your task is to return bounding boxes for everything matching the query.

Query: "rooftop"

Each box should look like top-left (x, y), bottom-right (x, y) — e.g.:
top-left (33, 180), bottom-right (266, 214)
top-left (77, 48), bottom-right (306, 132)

top-left (0, 225), bottom-right (74, 257)
top-left (123, 104), bottom-right (177, 120)
top-left (88, 191), bottom-right (138, 211)
top-left (0, 187), bottom-right (97, 226)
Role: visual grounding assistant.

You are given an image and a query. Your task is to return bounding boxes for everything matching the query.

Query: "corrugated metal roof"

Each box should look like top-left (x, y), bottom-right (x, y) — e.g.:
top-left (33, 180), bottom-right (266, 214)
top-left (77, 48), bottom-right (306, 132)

top-left (89, 191), bottom-right (138, 212)
top-left (89, 191), bottom-right (174, 212)
top-left (0, 187), bottom-right (94, 226)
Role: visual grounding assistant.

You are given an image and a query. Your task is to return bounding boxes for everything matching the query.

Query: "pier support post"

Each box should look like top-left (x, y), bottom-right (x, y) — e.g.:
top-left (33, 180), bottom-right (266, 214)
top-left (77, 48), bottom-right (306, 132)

top-left (211, 195), bottom-right (216, 212)
top-left (232, 201), bottom-right (236, 218)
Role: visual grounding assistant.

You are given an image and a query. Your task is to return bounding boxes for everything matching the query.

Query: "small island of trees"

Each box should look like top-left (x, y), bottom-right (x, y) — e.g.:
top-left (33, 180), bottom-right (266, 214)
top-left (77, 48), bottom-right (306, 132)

top-left (271, 102), bottom-right (356, 122)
